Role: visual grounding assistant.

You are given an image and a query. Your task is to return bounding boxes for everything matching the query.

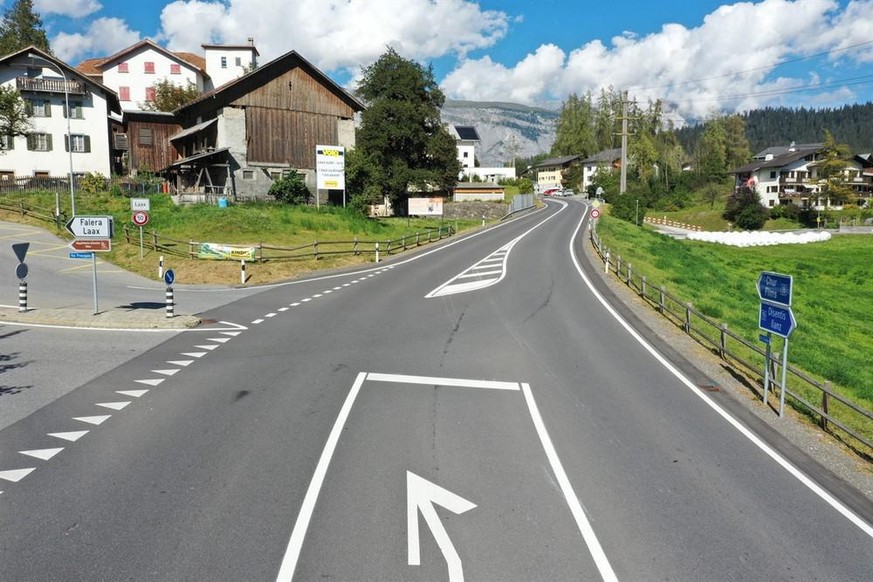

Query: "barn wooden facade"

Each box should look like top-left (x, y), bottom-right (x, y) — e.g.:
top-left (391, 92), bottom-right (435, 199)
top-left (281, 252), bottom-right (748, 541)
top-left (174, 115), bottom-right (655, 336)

top-left (113, 111), bottom-right (181, 176)
top-left (158, 50), bottom-right (363, 201)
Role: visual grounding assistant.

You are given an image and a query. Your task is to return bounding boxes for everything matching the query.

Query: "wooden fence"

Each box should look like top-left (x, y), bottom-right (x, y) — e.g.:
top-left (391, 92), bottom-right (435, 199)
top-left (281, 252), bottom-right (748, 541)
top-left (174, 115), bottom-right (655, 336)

top-left (123, 224), bottom-right (456, 262)
top-left (590, 226), bottom-right (872, 455)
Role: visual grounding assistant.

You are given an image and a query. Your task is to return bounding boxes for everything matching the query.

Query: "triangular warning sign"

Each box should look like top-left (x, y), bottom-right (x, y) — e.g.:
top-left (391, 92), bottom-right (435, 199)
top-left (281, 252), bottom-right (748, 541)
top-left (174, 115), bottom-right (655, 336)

top-left (11, 242), bottom-right (29, 263)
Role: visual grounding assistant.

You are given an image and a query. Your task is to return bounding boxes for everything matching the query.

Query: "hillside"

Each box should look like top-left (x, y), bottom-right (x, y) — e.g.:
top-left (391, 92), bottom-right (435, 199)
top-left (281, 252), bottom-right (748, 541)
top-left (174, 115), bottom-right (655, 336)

top-left (441, 99), bottom-right (558, 166)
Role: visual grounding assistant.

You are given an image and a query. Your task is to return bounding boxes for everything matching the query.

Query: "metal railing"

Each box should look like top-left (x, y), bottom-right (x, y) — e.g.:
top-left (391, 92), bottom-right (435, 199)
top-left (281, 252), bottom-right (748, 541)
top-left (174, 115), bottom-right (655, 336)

top-left (589, 226), bottom-right (872, 455)
top-left (123, 224), bottom-right (456, 262)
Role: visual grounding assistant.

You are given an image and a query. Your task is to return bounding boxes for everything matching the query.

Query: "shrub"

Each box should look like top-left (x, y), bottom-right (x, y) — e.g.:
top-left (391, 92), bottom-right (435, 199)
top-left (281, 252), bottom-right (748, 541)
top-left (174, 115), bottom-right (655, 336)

top-left (723, 186), bottom-right (769, 230)
top-left (80, 172), bottom-right (108, 195)
top-left (268, 172), bottom-right (311, 204)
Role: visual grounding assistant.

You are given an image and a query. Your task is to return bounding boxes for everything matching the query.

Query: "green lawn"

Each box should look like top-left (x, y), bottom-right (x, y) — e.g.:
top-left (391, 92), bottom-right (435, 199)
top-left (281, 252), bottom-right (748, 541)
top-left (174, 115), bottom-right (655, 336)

top-left (595, 215), bottom-right (873, 416)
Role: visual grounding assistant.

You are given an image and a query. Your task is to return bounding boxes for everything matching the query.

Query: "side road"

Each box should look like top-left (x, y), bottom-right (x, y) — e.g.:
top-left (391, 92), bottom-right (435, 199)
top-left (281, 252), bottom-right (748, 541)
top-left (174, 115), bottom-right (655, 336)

top-left (0, 220), bottom-right (264, 430)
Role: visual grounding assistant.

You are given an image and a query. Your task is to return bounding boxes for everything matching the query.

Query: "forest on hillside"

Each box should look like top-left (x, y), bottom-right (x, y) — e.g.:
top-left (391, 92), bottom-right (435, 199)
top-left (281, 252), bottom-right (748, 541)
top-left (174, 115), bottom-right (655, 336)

top-left (675, 102), bottom-right (873, 155)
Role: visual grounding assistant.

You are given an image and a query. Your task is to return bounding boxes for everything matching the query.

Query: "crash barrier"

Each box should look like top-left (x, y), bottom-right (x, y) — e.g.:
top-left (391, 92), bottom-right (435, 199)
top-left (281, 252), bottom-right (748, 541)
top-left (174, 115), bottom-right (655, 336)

top-left (590, 226), bottom-right (872, 455)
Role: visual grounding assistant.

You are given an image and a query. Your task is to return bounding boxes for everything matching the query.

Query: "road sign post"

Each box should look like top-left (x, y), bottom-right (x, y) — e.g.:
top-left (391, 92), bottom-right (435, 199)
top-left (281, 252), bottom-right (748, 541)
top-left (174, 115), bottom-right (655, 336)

top-left (757, 271), bottom-right (796, 416)
top-left (132, 211), bottom-right (149, 258)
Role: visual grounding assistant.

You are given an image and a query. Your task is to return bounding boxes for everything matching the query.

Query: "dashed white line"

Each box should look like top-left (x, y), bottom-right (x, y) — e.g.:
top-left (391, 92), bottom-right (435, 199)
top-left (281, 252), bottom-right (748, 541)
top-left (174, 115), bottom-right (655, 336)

top-left (135, 378), bottom-right (165, 386)
top-left (73, 415), bottom-right (111, 425)
top-left (117, 390), bottom-right (148, 398)
top-left (152, 369), bottom-right (180, 376)
top-left (96, 402), bottom-right (130, 411)
top-left (48, 431), bottom-right (88, 442)
top-left (20, 448), bottom-right (63, 461)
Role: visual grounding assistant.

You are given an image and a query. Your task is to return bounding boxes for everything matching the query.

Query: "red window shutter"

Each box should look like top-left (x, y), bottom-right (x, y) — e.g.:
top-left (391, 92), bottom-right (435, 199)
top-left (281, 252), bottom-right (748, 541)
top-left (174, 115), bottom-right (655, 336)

top-left (119, 86), bottom-right (130, 101)
top-left (170, 63), bottom-right (181, 75)
top-left (118, 62), bottom-right (128, 73)
top-left (144, 61), bottom-right (155, 74)
top-left (145, 87), bottom-right (156, 102)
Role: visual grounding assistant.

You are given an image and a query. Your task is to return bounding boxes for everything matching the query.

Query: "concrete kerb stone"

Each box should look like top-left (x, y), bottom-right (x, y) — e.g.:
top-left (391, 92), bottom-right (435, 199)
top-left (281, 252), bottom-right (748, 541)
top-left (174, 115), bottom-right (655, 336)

top-left (0, 307), bottom-right (201, 329)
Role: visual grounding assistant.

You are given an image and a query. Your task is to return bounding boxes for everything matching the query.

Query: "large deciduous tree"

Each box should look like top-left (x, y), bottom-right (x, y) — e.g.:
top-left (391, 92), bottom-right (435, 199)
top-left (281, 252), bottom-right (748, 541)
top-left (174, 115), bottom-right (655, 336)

top-left (141, 79), bottom-right (201, 112)
top-left (0, 85), bottom-right (31, 149)
top-left (354, 47), bottom-right (461, 215)
top-left (0, 0), bottom-right (50, 55)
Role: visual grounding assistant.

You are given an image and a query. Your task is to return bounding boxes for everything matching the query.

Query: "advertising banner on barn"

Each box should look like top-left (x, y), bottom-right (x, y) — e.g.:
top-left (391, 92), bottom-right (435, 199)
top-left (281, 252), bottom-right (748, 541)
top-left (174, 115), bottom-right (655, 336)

top-left (408, 197), bottom-right (444, 216)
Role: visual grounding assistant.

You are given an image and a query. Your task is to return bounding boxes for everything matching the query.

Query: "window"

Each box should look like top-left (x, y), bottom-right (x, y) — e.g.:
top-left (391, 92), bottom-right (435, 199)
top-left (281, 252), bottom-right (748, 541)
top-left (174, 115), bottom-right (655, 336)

top-left (0, 134), bottom-right (14, 150)
top-left (242, 170), bottom-right (255, 180)
top-left (235, 57), bottom-right (241, 66)
top-left (27, 99), bottom-right (51, 117)
top-left (0, 171), bottom-right (13, 181)
top-left (139, 127), bottom-right (153, 146)
top-left (770, 171), bottom-right (777, 179)
top-left (26, 133), bottom-right (52, 152)
top-left (119, 86), bottom-right (130, 101)
top-left (65, 134), bottom-right (90, 153)
top-left (64, 101), bottom-right (84, 119)
top-left (144, 61), bottom-right (155, 74)
top-left (145, 87), bottom-right (156, 102)
top-left (170, 63), bottom-right (181, 75)
top-left (118, 62), bottom-right (129, 73)
top-left (220, 56), bottom-right (227, 69)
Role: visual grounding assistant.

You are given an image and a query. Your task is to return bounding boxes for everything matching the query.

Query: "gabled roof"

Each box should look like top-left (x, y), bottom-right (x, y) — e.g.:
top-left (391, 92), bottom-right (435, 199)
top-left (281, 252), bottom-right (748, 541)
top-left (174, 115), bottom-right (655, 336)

top-left (535, 154), bottom-right (582, 168)
top-left (175, 49), bottom-right (364, 116)
top-left (730, 146), bottom-right (821, 175)
top-left (752, 143), bottom-right (821, 160)
top-left (582, 148), bottom-right (621, 164)
top-left (85, 39), bottom-right (208, 78)
top-left (1, 45), bottom-right (121, 114)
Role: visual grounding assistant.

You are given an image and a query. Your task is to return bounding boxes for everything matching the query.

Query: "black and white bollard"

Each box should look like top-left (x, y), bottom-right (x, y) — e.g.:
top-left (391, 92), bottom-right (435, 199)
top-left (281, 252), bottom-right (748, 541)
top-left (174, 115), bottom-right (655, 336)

top-left (18, 281), bottom-right (27, 312)
top-left (240, 259), bottom-right (246, 284)
top-left (375, 242), bottom-right (380, 263)
top-left (165, 286), bottom-right (174, 318)
top-left (158, 255), bottom-right (164, 279)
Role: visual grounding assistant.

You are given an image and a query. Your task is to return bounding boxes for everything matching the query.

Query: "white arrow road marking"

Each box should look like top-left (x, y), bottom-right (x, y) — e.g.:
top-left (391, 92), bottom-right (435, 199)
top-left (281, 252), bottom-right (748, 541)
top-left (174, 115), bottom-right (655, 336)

top-left (97, 401), bottom-right (130, 411)
top-left (73, 415), bottom-right (111, 425)
top-left (135, 378), bottom-right (165, 386)
top-left (117, 390), bottom-right (148, 398)
top-left (0, 468), bottom-right (35, 482)
top-left (407, 471), bottom-right (477, 582)
top-left (20, 448), bottom-right (64, 461)
top-left (152, 369), bottom-right (180, 376)
top-left (48, 431), bottom-right (88, 442)
top-left (167, 360), bottom-right (194, 367)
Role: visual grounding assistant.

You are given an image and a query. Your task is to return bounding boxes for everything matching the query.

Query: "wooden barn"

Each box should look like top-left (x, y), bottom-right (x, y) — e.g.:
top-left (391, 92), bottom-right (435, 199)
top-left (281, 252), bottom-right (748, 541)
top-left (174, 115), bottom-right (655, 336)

top-left (157, 50), bottom-right (364, 202)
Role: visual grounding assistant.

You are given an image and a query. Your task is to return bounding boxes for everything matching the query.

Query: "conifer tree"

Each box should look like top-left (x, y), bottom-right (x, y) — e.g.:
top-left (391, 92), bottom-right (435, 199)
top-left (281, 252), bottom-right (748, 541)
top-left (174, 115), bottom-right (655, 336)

top-left (0, 0), bottom-right (50, 56)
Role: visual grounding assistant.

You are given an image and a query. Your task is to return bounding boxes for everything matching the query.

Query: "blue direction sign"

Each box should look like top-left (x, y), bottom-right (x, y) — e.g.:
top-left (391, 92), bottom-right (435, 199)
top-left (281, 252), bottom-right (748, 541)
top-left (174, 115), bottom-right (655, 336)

top-left (69, 252), bottom-right (94, 259)
top-left (757, 271), bottom-right (793, 307)
top-left (164, 268), bottom-right (175, 286)
top-left (759, 302), bottom-right (797, 338)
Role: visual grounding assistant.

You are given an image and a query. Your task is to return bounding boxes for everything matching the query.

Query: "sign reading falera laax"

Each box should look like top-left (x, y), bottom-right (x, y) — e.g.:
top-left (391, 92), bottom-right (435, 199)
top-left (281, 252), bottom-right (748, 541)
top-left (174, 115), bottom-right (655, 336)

top-left (316, 145), bottom-right (345, 190)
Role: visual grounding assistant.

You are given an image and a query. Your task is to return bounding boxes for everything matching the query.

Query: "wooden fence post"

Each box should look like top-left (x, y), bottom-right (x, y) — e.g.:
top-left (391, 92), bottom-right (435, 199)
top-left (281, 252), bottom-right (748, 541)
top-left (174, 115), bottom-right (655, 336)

top-left (627, 263), bottom-right (633, 286)
top-left (719, 323), bottom-right (728, 359)
top-left (641, 276), bottom-right (647, 298)
top-left (659, 286), bottom-right (666, 314)
top-left (821, 382), bottom-right (831, 431)
top-left (684, 302), bottom-right (693, 333)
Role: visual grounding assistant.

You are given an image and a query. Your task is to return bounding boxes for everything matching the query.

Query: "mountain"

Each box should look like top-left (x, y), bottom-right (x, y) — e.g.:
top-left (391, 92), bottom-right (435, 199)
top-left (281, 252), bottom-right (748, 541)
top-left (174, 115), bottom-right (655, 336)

top-left (441, 99), bottom-right (558, 166)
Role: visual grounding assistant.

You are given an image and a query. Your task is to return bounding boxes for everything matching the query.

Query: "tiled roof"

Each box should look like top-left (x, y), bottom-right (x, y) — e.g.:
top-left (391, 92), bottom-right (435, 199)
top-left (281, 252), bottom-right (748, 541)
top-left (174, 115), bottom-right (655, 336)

top-left (582, 148), bottom-right (621, 164)
top-left (75, 57), bottom-right (105, 76)
top-left (535, 154), bottom-right (582, 168)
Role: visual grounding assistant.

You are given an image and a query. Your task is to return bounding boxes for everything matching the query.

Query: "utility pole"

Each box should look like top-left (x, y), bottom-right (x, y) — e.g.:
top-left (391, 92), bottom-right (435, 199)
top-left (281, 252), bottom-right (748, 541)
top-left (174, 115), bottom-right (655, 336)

top-left (618, 90), bottom-right (630, 195)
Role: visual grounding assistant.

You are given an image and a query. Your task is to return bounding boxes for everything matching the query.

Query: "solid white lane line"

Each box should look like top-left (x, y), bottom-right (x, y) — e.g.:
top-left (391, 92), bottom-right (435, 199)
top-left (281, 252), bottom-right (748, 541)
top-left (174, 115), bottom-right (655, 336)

top-left (366, 372), bottom-right (520, 391)
top-left (276, 372), bottom-right (368, 581)
top-left (521, 383), bottom-right (618, 581)
top-left (568, 211), bottom-right (873, 539)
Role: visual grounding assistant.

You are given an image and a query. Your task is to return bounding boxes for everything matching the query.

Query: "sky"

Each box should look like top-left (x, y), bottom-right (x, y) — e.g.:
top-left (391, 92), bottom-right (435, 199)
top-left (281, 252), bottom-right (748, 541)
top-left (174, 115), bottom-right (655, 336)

top-left (21, 0), bottom-right (873, 123)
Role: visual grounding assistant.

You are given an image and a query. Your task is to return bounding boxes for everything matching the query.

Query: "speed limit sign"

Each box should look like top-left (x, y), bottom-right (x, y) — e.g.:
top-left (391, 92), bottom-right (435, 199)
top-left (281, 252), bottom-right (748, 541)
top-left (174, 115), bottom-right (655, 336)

top-left (132, 210), bottom-right (150, 226)
top-left (590, 208), bottom-right (601, 219)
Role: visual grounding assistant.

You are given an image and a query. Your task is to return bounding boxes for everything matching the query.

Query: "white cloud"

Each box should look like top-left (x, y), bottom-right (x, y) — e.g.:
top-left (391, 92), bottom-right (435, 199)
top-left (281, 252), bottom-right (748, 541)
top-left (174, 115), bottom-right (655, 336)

top-left (444, 0), bottom-right (873, 120)
top-left (156, 0), bottom-right (509, 72)
top-left (52, 17), bottom-right (141, 63)
top-left (36, 0), bottom-right (102, 19)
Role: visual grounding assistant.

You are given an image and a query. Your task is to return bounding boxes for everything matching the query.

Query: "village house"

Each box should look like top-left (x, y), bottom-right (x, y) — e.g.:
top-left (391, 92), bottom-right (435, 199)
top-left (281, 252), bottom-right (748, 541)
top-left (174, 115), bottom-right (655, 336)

top-left (0, 46), bottom-right (120, 191)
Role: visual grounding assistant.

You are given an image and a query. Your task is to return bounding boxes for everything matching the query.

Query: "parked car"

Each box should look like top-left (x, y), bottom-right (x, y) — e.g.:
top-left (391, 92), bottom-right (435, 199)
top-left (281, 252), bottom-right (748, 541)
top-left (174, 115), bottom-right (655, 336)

top-left (543, 188), bottom-right (561, 196)
top-left (559, 189), bottom-right (575, 197)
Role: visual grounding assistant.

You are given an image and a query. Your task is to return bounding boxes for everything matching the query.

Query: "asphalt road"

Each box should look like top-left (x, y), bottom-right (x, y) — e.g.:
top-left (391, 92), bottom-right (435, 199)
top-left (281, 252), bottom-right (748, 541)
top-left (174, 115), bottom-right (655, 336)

top-left (1, 203), bottom-right (871, 581)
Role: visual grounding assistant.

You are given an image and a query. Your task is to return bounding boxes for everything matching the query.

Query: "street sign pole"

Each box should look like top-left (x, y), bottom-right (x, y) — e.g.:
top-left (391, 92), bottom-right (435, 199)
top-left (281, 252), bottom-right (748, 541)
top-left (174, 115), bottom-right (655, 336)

top-left (779, 339), bottom-right (789, 417)
top-left (140, 226), bottom-right (144, 259)
top-left (91, 251), bottom-right (99, 314)
top-left (763, 332), bottom-right (772, 405)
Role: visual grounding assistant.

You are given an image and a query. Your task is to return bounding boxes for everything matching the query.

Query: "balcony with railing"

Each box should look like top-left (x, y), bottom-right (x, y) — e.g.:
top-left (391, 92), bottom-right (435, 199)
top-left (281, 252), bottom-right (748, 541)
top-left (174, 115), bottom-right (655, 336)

top-left (16, 76), bottom-right (86, 95)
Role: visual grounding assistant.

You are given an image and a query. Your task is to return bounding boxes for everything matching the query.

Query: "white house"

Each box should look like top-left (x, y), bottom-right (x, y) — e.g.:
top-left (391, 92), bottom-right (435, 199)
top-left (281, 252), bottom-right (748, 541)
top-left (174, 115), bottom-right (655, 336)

top-left (450, 124), bottom-right (517, 183)
top-left (78, 39), bottom-right (207, 112)
top-left (581, 148), bottom-right (621, 192)
top-left (730, 143), bottom-right (823, 209)
top-left (202, 42), bottom-right (259, 89)
top-left (0, 46), bottom-right (120, 182)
